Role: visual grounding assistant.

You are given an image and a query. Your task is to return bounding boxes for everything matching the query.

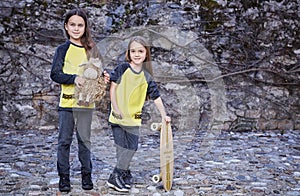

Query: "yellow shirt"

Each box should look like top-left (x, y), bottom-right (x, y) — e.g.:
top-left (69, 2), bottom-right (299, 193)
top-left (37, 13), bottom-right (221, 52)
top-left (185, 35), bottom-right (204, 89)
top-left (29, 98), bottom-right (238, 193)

top-left (51, 41), bottom-right (94, 109)
top-left (109, 62), bottom-right (160, 126)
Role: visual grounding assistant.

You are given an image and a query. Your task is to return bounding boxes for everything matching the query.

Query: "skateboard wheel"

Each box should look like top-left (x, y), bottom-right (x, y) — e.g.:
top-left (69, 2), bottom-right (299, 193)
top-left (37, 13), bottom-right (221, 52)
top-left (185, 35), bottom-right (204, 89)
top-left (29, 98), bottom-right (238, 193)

top-left (152, 174), bottom-right (161, 183)
top-left (151, 123), bottom-right (162, 131)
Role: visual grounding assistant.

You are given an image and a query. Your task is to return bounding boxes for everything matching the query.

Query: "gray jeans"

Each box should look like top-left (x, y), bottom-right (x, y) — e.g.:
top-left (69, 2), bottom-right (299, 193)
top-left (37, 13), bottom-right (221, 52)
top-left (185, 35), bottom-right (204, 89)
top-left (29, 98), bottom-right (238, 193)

top-left (111, 124), bottom-right (139, 171)
top-left (57, 110), bottom-right (93, 175)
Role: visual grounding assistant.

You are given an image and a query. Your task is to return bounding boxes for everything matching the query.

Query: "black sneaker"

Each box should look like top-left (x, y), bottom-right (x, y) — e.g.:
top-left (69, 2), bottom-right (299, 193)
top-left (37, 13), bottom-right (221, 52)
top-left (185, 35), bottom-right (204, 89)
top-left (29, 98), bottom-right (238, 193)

top-left (107, 173), bottom-right (129, 192)
top-left (122, 170), bottom-right (133, 189)
top-left (59, 174), bottom-right (71, 192)
top-left (82, 172), bottom-right (93, 190)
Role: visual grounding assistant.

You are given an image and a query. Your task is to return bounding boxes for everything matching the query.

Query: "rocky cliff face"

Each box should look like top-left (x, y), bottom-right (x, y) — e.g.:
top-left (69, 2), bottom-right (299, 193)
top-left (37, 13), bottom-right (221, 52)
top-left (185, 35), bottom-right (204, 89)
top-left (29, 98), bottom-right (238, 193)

top-left (1, 0), bottom-right (299, 131)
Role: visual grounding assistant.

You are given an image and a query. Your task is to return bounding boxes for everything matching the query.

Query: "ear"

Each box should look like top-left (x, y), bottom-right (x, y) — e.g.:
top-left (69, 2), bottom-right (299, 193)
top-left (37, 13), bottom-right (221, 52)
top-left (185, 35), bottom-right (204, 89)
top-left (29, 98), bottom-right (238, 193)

top-left (64, 24), bottom-right (68, 30)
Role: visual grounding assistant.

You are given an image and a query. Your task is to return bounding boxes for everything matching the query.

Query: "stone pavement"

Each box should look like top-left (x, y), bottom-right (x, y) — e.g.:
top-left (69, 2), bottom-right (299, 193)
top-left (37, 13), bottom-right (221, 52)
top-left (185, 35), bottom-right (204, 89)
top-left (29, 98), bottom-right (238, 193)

top-left (1, 127), bottom-right (300, 196)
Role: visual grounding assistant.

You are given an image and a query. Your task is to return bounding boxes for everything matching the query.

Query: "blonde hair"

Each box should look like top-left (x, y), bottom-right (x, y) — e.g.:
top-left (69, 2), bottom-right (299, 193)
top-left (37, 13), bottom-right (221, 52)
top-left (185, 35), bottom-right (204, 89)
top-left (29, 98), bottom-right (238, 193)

top-left (125, 36), bottom-right (153, 76)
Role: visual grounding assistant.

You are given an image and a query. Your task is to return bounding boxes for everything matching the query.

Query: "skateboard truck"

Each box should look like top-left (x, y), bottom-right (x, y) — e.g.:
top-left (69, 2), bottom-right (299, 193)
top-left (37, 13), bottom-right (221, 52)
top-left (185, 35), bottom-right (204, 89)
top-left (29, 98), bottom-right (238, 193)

top-left (150, 122), bottom-right (162, 131)
top-left (152, 173), bottom-right (162, 183)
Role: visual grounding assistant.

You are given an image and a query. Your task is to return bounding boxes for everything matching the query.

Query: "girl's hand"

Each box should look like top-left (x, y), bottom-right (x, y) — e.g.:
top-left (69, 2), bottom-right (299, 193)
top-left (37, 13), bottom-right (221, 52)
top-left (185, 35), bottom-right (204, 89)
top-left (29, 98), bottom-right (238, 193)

top-left (112, 111), bottom-right (123, 120)
top-left (103, 70), bottom-right (110, 84)
top-left (75, 76), bottom-right (85, 87)
top-left (164, 116), bottom-right (171, 123)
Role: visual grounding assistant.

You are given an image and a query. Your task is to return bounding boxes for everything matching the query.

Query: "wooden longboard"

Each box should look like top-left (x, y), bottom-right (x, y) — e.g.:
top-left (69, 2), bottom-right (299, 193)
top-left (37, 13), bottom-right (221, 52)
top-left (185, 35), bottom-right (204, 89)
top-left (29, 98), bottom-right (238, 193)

top-left (151, 121), bottom-right (174, 192)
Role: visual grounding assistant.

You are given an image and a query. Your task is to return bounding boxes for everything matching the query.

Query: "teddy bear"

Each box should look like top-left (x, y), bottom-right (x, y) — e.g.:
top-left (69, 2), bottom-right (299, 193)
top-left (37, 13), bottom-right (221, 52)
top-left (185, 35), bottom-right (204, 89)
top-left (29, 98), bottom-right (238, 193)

top-left (75, 58), bottom-right (107, 107)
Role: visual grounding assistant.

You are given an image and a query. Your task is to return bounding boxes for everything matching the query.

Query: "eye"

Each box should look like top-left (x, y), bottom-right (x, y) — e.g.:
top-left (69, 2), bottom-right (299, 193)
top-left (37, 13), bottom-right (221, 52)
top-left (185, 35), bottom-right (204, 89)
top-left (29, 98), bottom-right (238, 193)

top-left (78, 24), bottom-right (84, 27)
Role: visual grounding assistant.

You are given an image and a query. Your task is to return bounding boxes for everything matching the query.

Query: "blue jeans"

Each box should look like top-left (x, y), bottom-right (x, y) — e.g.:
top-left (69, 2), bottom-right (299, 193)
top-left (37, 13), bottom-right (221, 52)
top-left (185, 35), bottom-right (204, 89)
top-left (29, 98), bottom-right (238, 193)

top-left (57, 110), bottom-right (93, 175)
top-left (111, 124), bottom-right (139, 171)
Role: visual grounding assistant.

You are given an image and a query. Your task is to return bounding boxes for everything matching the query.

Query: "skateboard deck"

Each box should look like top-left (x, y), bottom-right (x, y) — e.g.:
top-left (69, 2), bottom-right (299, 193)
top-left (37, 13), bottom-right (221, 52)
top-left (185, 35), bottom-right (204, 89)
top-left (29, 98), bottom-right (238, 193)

top-left (151, 121), bottom-right (174, 191)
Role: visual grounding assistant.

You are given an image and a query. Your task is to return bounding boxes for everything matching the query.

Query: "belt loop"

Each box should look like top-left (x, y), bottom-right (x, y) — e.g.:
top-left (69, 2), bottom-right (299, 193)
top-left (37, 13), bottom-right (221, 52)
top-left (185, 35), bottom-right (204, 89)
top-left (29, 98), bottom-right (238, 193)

top-left (62, 94), bottom-right (75, 99)
top-left (134, 113), bottom-right (142, 119)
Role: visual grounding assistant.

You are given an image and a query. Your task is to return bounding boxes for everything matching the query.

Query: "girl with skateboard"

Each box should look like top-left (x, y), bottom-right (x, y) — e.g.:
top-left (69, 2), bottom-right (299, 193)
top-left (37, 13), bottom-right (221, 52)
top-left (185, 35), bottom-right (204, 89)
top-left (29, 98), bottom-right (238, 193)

top-left (107, 36), bottom-right (171, 192)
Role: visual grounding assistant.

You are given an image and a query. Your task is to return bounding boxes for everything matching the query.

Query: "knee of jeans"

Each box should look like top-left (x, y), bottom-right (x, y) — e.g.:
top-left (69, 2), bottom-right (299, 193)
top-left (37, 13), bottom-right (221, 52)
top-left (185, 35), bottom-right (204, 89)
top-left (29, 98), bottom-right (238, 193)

top-left (58, 138), bottom-right (72, 146)
top-left (128, 144), bottom-right (138, 151)
top-left (77, 132), bottom-right (91, 143)
top-left (77, 136), bottom-right (91, 145)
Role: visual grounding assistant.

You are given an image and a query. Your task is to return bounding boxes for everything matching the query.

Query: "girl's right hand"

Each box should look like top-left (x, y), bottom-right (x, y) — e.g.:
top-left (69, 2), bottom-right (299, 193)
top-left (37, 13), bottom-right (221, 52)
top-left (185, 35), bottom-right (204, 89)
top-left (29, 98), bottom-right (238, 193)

top-left (112, 111), bottom-right (123, 120)
top-left (75, 76), bottom-right (85, 87)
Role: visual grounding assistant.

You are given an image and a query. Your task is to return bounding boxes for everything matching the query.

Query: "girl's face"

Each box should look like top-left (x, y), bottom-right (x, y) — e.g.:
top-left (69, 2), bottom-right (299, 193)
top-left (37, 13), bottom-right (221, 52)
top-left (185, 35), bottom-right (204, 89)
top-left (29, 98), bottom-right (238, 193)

top-left (65, 15), bottom-right (85, 45)
top-left (129, 41), bottom-right (147, 67)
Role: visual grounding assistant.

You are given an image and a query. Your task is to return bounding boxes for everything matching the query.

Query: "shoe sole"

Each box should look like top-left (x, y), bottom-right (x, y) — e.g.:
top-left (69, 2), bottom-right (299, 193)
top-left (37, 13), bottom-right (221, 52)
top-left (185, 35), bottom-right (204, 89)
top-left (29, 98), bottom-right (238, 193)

top-left (107, 181), bottom-right (129, 192)
top-left (82, 185), bottom-right (93, 190)
top-left (59, 188), bottom-right (71, 192)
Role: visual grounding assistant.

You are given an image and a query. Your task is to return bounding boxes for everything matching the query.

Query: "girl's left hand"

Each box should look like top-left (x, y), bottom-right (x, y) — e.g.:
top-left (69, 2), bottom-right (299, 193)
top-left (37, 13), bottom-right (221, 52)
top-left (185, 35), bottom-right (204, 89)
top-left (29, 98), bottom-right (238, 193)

top-left (164, 116), bottom-right (171, 123)
top-left (103, 70), bottom-right (110, 84)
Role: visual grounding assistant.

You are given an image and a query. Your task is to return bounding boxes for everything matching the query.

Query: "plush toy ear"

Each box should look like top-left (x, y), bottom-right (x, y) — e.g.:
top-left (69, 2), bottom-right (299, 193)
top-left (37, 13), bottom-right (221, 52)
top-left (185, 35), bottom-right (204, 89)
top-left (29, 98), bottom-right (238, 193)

top-left (94, 61), bottom-right (102, 68)
top-left (90, 58), bottom-right (102, 68)
top-left (83, 68), bottom-right (98, 79)
top-left (89, 57), bottom-right (96, 62)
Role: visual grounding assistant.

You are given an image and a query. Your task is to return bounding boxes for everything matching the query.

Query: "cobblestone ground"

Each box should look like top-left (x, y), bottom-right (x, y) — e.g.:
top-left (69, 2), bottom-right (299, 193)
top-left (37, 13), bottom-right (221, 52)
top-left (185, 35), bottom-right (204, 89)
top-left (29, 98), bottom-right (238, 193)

top-left (0, 127), bottom-right (300, 196)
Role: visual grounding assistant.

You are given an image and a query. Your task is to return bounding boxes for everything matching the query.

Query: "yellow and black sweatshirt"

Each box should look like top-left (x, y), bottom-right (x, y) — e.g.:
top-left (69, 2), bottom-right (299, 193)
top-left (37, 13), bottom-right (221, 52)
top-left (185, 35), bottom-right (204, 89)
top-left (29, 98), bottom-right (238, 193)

top-left (109, 62), bottom-right (160, 126)
top-left (50, 40), bottom-right (94, 110)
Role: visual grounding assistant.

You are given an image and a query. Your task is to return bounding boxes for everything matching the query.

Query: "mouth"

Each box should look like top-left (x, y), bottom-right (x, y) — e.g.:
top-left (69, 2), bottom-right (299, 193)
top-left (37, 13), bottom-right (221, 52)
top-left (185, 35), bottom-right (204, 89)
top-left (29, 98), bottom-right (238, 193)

top-left (72, 31), bottom-right (81, 35)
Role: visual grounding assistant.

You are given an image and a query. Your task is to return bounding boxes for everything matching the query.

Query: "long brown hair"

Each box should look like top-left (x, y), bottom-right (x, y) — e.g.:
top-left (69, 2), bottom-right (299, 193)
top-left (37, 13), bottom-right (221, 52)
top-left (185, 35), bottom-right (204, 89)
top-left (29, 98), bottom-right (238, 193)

top-left (63, 8), bottom-right (95, 58)
top-left (125, 36), bottom-right (153, 76)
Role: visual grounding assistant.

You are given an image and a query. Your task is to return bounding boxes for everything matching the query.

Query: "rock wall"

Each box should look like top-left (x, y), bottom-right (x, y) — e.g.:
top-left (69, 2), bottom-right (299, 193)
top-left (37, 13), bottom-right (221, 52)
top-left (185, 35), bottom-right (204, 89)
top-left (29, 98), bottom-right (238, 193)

top-left (1, 0), bottom-right (299, 131)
